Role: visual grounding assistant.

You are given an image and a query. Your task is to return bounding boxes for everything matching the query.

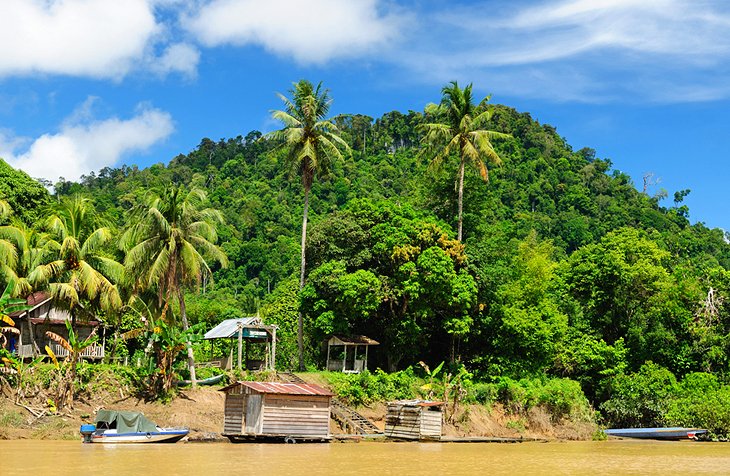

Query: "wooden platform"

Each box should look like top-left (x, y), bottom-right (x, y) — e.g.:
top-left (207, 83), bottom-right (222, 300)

top-left (438, 436), bottom-right (547, 443)
top-left (223, 433), bottom-right (331, 443)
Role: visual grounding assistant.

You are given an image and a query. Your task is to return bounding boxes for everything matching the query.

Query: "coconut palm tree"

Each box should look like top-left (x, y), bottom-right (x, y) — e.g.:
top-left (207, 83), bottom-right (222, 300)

top-left (0, 199), bottom-right (11, 222)
top-left (269, 79), bottom-right (349, 370)
top-left (420, 81), bottom-right (511, 241)
top-left (0, 220), bottom-right (47, 298)
top-left (121, 185), bottom-right (227, 387)
top-left (29, 196), bottom-right (123, 323)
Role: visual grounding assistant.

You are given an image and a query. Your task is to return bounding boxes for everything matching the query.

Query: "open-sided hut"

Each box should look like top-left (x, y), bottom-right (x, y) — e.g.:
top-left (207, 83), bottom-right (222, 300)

top-left (385, 400), bottom-right (443, 440)
top-left (220, 381), bottom-right (333, 442)
top-left (203, 317), bottom-right (277, 370)
top-left (326, 335), bottom-right (378, 373)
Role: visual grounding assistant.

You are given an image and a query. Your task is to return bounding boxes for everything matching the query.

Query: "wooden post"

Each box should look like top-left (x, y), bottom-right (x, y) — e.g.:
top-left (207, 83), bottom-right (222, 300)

top-left (365, 344), bottom-right (369, 371)
top-left (326, 339), bottom-right (331, 372)
top-left (342, 344), bottom-right (347, 372)
top-left (271, 327), bottom-right (277, 371)
top-left (237, 325), bottom-right (243, 370)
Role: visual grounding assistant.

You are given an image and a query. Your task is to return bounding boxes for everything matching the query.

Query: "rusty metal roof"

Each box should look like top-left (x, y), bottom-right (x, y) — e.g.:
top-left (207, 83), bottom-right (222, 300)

top-left (388, 400), bottom-right (444, 407)
top-left (8, 291), bottom-right (51, 317)
top-left (329, 335), bottom-right (379, 345)
top-left (220, 381), bottom-right (334, 396)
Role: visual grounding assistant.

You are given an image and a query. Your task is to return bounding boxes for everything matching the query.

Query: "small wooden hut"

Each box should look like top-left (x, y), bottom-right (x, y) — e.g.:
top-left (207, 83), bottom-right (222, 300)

top-left (326, 335), bottom-right (378, 373)
top-left (385, 400), bottom-right (444, 440)
top-left (221, 381), bottom-right (333, 442)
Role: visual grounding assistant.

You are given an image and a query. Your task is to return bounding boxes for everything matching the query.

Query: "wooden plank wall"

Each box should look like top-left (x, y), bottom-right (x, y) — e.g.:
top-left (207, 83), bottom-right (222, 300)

top-left (261, 395), bottom-right (330, 437)
top-left (385, 405), bottom-right (442, 440)
top-left (224, 393), bottom-right (244, 434)
top-left (385, 405), bottom-right (421, 440)
top-left (245, 394), bottom-right (263, 434)
top-left (419, 409), bottom-right (443, 438)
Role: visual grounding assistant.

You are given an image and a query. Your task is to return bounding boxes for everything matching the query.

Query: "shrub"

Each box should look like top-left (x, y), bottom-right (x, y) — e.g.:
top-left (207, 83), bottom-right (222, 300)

top-left (492, 376), bottom-right (593, 423)
top-left (600, 362), bottom-right (677, 428)
top-left (326, 368), bottom-right (419, 406)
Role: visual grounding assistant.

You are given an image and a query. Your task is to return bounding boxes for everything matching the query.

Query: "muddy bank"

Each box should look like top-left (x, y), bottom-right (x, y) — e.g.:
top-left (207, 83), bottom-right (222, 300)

top-left (0, 368), bottom-right (595, 441)
top-left (0, 388), bottom-right (593, 441)
top-left (0, 386), bottom-right (225, 441)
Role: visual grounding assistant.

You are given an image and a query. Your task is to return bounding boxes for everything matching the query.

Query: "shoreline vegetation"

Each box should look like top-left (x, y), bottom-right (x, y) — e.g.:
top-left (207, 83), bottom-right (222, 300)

top-left (0, 366), bottom-right (595, 441)
top-left (2, 80), bottom-right (730, 440)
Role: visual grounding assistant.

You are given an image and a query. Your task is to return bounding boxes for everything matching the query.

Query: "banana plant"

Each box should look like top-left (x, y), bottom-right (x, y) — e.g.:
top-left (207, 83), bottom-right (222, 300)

top-left (1, 353), bottom-right (45, 403)
top-left (1, 280), bottom-right (30, 361)
top-left (121, 296), bottom-right (203, 398)
top-left (45, 319), bottom-right (98, 410)
top-left (418, 360), bottom-right (445, 400)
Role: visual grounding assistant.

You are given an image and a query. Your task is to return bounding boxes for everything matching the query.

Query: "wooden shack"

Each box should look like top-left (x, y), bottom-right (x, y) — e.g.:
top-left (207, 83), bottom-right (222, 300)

top-left (220, 381), bottom-right (333, 442)
top-left (385, 400), bottom-right (444, 440)
top-left (7, 291), bottom-right (104, 360)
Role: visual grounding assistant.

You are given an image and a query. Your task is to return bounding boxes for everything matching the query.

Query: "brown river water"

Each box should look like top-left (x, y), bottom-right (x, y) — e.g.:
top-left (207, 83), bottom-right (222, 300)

top-left (3, 439), bottom-right (730, 475)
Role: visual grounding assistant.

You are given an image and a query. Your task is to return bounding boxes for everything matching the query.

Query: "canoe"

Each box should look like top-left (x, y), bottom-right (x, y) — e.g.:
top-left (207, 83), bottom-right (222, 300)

top-left (175, 373), bottom-right (225, 387)
top-left (603, 427), bottom-right (708, 440)
top-left (81, 410), bottom-right (188, 444)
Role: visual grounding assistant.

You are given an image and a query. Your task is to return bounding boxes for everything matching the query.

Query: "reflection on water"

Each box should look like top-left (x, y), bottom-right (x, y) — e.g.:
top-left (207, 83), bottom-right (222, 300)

top-left (3, 439), bottom-right (730, 475)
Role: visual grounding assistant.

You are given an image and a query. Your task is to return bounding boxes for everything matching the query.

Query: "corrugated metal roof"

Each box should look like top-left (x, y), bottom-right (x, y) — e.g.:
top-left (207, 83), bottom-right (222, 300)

top-left (204, 317), bottom-right (263, 339)
top-left (330, 335), bottom-right (379, 345)
top-left (8, 291), bottom-right (51, 317)
top-left (389, 400), bottom-right (444, 407)
top-left (220, 381), bottom-right (334, 396)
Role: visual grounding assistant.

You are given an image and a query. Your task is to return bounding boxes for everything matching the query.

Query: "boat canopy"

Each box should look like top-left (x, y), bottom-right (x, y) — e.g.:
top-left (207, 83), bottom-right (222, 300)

top-left (94, 410), bottom-right (158, 433)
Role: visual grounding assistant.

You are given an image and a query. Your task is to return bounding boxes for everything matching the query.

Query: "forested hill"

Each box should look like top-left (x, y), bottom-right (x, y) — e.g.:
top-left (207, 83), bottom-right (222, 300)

top-left (4, 104), bottom-right (730, 386)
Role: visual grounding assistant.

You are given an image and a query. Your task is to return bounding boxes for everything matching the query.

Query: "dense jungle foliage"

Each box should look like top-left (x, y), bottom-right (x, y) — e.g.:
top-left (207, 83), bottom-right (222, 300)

top-left (2, 90), bottom-right (730, 432)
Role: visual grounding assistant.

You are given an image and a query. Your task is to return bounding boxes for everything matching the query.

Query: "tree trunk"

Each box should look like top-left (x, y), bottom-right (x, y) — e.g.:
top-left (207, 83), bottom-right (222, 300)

top-left (298, 186), bottom-right (310, 371)
top-left (457, 158), bottom-right (466, 242)
top-left (179, 289), bottom-right (197, 388)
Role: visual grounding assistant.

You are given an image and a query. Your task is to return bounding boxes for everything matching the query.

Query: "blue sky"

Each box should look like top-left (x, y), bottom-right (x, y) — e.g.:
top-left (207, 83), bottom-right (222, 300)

top-left (0, 0), bottom-right (728, 230)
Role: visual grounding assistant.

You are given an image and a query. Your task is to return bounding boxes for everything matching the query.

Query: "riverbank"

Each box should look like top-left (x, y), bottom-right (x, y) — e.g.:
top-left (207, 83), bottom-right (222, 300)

top-left (0, 384), bottom-right (594, 441)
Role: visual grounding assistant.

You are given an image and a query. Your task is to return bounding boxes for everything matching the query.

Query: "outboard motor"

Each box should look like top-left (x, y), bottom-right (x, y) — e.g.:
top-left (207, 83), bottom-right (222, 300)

top-left (80, 424), bottom-right (96, 443)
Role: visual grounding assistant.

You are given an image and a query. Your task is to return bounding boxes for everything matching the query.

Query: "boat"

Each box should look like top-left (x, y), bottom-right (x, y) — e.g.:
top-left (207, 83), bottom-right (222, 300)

top-left (80, 410), bottom-right (189, 443)
top-left (175, 373), bottom-right (225, 387)
top-left (603, 427), bottom-right (708, 440)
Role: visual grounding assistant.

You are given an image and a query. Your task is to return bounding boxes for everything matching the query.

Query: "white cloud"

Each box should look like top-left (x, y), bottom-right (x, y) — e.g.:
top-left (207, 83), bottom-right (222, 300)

top-left (0, 0), bottom-right (198, 80)
top-left (0, 101), bottom-right (174, 182)
top-left (183, 0), bottom-right (403, 64)
top-left (150, 42), bottom-right (201, 78)
top-left (396, 0), bottom-right (730, 102)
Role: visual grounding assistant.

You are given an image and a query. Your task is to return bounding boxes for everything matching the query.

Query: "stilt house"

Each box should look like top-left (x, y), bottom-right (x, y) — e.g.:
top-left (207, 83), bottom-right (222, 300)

top-left (6, 292), bottom-right (103, 360)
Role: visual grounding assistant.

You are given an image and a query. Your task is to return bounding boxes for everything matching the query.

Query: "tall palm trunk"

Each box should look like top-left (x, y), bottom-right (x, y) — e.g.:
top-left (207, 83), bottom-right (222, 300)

top-left (457, 158), bottom-right (466, 242)
top-left (298, 185), bottom-right (310, 371)
top-left (179, 289), bottom-right (197, 387)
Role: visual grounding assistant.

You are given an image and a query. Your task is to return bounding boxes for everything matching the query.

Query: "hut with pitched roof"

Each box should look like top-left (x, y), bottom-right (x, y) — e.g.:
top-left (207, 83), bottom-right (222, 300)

top-left (220, 381), bottom-right (333, 442)
top-left (325, 335), bottom-right (378, 373)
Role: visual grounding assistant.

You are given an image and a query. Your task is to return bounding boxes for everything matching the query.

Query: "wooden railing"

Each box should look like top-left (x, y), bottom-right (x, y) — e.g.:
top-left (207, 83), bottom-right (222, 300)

top-left (18, 344), bottom-right (35, 358)
top-left (51, 343), bottom-right (105, 360)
